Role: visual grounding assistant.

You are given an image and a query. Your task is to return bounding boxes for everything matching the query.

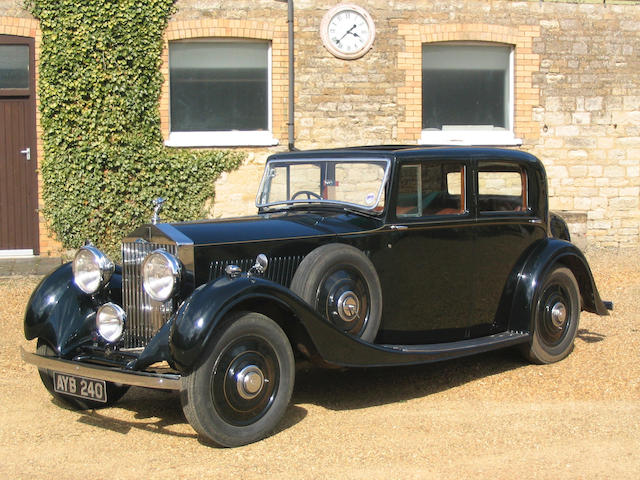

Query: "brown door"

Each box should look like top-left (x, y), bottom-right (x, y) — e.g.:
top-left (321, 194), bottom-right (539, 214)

top-left (0, 35), bottom-right (39, 254)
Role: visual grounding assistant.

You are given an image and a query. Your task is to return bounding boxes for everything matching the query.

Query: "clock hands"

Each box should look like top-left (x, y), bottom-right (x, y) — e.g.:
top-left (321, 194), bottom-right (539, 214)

top-left (336, 24), bottom-right (358, 44)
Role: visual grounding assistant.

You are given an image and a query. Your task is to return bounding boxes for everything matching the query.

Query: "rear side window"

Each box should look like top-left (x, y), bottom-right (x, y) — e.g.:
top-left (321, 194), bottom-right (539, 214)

top-left (396, 162), bottom-right (465, 217)
top-left (478, 167), bottom-right (527, 212)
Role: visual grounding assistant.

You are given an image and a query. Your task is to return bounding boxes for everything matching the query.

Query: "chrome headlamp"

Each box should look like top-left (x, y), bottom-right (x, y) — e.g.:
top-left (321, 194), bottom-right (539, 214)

top-left (72, 246), bottom-right (114, 294)
top-left (142, 249), bottom-right (182, 302)
top-left (96, 303), bottom-right (126, 343)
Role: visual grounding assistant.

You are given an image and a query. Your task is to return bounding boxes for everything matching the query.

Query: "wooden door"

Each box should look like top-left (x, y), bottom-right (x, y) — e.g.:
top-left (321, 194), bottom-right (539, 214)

top-left (0, 35), bottom-right (38, 254)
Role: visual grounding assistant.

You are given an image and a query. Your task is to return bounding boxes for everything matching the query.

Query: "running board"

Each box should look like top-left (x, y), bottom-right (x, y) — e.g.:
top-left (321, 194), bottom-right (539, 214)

top-left (381, 331), bottom-right (530, 355)
top-left (323, 331), bottom-right (532, 368)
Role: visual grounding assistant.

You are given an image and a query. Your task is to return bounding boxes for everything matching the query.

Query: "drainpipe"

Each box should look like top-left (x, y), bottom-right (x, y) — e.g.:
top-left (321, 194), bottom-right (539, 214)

top-left (286, 0), bottom-right (296, 151)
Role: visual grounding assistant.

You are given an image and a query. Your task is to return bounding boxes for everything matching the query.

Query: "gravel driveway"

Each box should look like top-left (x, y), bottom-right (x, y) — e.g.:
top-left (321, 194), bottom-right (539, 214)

top-left (1, 249), bottom-right (638, 479)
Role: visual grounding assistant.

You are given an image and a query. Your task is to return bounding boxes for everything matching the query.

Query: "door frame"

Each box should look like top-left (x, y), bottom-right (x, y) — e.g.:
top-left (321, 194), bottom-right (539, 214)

top-left (0, 34), bottom-right (39, 255)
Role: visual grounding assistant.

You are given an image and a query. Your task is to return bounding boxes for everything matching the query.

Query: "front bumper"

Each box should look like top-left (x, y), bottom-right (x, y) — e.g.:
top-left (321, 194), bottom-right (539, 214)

top-left (21, 347), bottom-right (182, 390)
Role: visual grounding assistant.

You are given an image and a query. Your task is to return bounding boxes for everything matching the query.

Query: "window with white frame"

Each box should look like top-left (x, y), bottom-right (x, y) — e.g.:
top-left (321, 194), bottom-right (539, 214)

top-left (421, 43), bottom-right (519, 146)
top-left (166, 40), bottom-right (277, 147)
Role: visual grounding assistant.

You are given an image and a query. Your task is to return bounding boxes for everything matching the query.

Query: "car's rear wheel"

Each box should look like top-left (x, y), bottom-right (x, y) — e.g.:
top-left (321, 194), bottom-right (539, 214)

top-left (36, 340), bottom-right (129, 409)
top-left (290, 243), bottom-right (382, 342)
top-left (181, 312), bottom-right (295, 447)
top-left (523, 267), bottom-right (581, 364)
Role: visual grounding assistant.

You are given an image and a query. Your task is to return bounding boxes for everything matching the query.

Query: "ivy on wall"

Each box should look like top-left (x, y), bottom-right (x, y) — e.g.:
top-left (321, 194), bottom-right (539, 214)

top-left (26, 0), bottom-right (244, 257)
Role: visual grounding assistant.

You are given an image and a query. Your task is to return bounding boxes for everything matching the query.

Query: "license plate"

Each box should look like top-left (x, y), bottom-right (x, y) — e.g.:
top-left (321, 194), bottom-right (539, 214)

top-left (53, 372), bottom-right (107, 403)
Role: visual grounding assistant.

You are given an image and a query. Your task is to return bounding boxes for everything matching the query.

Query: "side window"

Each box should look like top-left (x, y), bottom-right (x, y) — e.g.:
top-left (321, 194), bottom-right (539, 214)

top-left (396, 162), bottom-right (465, 218)
top-left (478, 168), bottom-right (527, 212)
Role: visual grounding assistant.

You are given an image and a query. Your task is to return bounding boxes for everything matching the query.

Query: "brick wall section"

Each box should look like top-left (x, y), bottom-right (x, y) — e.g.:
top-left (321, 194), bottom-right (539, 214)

top-left (163, 3), bottom-right (290, 217)
top-left (0, 15), bottom-right (62, 256)
top-left (396, 23), bottom-right (541, 142)
top-left (160, 17), bottom-right (289, 143)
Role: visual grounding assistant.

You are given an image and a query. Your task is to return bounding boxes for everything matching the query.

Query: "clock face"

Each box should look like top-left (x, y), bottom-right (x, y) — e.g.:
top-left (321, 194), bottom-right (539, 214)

top-left (321, 5), bottom-right (375, 60)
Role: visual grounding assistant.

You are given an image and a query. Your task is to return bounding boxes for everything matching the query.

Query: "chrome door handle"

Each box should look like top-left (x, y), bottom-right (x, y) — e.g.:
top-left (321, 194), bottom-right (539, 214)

top-left (390, 225), bottom-right (408, 231)
top-left (20, 148), bottom-right (31, 160)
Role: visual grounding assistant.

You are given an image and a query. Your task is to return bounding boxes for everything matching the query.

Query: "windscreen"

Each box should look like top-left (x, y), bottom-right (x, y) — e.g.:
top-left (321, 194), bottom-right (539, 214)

top-left (256, 159), bottom-right (389, 211)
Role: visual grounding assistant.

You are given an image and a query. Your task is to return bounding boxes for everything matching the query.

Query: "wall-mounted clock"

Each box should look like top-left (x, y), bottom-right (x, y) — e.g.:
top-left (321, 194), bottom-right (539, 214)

top-left (320, 4), bottom-right (376, 60)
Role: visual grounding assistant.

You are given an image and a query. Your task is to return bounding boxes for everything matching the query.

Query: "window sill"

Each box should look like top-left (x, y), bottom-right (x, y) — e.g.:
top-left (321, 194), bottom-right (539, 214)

top-left (419, 130), bottom-right (522, 147)
top-left (165, 131), bottom-right (279, 148)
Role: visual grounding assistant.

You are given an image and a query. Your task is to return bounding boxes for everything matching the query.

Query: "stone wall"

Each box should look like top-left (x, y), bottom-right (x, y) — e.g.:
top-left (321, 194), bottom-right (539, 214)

top-left (527, 2), bottom-right (640, 247)
top-left (2, 1), bottom-right (639, 250)
top-left (167, 0), bottom-right (638, 247)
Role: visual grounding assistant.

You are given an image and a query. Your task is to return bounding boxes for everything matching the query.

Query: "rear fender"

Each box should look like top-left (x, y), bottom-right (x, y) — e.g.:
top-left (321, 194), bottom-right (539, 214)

top-left (24, 263), bottom-right (122, 355)
top-left (508, 238), bottom-right (608, 333)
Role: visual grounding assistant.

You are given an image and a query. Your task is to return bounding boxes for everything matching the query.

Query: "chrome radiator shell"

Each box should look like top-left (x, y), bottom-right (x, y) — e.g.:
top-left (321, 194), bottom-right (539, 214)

top-left (121, 241), bottom-right (177, 349)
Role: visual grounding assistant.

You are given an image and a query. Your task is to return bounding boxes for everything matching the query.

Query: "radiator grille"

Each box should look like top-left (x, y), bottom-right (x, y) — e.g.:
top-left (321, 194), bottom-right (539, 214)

top-left (210, 255), bottom-right (304, 286)
top-left (121, 241), bottom-right (177, 349)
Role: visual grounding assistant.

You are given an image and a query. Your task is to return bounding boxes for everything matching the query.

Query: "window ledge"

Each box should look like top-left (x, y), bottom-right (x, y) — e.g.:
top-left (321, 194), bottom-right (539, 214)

top-left (420, 130), bottom-right (522, 147)
top-left (165, 131), bottom-right (279, 148)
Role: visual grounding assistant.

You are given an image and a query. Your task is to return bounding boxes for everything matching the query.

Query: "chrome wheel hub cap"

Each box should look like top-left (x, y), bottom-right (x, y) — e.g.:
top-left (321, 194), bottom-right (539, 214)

top-left (235, 365), bottom-right (265, 400)
top-left (550, 302), bottom-right (567, 328)
top-left (337, 291), bottom-right (360, 322)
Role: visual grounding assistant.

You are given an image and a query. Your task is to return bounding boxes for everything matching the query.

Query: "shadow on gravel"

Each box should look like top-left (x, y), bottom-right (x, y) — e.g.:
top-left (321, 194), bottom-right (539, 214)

top-left (65, 388), bottom-right (308, 444)
top-left (576, 328), bottom-right (606, 343)
top-left (69, 390), bottom-right (197, 439)
top-left (50, 338), bottom-right (602, 440)
top-left (292, 348), bottom-right (528, 411)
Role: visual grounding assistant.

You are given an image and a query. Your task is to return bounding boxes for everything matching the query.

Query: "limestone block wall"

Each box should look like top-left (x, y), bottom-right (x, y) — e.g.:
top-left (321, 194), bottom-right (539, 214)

top-left (169, 0), bottom-right (638, 247)
top-left (526, 2), bottom-right (640, 247)
top-left (2, 0), bottom-right (639, 251)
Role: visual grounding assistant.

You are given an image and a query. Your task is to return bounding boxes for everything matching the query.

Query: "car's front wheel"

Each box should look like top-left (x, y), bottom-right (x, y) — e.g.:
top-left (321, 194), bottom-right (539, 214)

top-left (181, 311), bottom-right (295, 447)
top-left (523, 266), bottom-right (581, 364)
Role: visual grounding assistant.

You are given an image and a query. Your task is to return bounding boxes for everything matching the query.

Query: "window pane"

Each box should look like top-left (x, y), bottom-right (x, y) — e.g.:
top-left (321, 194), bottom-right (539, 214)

top-left (397, 163), bottom-right (464, 217)
top-left (334, 162), bottom-right (386, 207)
top-left (170, 41), bottom-right (268, 132)
top-left (267, 164), bottom-right (322, 202)
top-left (0, 45), bottom-right (29, 89)
top-left (422, 44), bottom-right (511, 130)
top-left (478, 170), bottom-right (525, 212)
top-left (397, 165), bottom-right (421, 217)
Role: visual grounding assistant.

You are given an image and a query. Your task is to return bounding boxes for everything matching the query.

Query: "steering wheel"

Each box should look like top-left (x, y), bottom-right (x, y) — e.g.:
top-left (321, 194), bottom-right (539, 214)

top-left (291, 190), bottom-right (322, 200)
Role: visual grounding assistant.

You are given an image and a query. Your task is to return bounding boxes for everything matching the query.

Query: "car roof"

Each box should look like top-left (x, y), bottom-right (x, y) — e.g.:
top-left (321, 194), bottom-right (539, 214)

top-left (268, 145), bottom-right (542, 167)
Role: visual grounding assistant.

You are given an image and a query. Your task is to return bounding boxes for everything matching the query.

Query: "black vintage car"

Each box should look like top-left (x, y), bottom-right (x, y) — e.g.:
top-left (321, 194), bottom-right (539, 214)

top-left (22, 146), bottom-right (611, 447)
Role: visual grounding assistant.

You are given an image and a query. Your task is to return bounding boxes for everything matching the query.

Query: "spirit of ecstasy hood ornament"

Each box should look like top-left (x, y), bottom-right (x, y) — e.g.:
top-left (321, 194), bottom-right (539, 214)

top-left (151, 197), bottom-right (165, 225)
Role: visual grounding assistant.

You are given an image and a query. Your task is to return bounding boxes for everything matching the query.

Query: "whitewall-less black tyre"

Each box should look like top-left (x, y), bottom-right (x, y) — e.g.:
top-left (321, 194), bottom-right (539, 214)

top-left (290, 243), bottom-right (382, 342)
top-left (523, 267), bottom-right (581, 364)
top-left (181, 312), bottom-right (295, 447)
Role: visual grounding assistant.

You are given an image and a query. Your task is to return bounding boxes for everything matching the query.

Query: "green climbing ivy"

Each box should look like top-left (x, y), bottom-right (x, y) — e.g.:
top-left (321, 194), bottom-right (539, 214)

top-left (26, 0), bottom-right (244, 258)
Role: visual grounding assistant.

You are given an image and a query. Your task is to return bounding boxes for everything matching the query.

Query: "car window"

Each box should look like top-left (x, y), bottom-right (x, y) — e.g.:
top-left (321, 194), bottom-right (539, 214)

top-left (477, 168), bottom-right (527, 212)
top-left (257, 159), bottom-right (390, 211)
top-left (396, 162), bottom-right (465, 217)
top-left (333, 162), bottom-right (386, 208)
top-left (267, 163), bottom-right (322, 200)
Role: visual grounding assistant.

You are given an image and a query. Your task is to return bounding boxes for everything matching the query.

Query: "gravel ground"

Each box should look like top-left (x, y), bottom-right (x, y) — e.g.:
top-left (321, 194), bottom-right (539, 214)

top-left (1, 248), bottom-right (638, 479)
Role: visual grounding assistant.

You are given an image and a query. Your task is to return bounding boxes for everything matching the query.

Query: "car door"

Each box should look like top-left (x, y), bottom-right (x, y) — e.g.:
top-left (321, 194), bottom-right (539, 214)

top-left (372, 157), bottom-right (476, 345)
top-left (471, 159), bottom-right (547, 330)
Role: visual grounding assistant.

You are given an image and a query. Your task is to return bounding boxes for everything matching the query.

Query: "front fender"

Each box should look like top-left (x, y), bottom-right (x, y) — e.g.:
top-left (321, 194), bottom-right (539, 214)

top-left (24, 263), bottom-right (122, 356)
top-left (169, 275), bottom-right (401, 371)
top-left (508, 238), bottom-right (608, 333)
top-left (169, 276), bottom-right (300, 371)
